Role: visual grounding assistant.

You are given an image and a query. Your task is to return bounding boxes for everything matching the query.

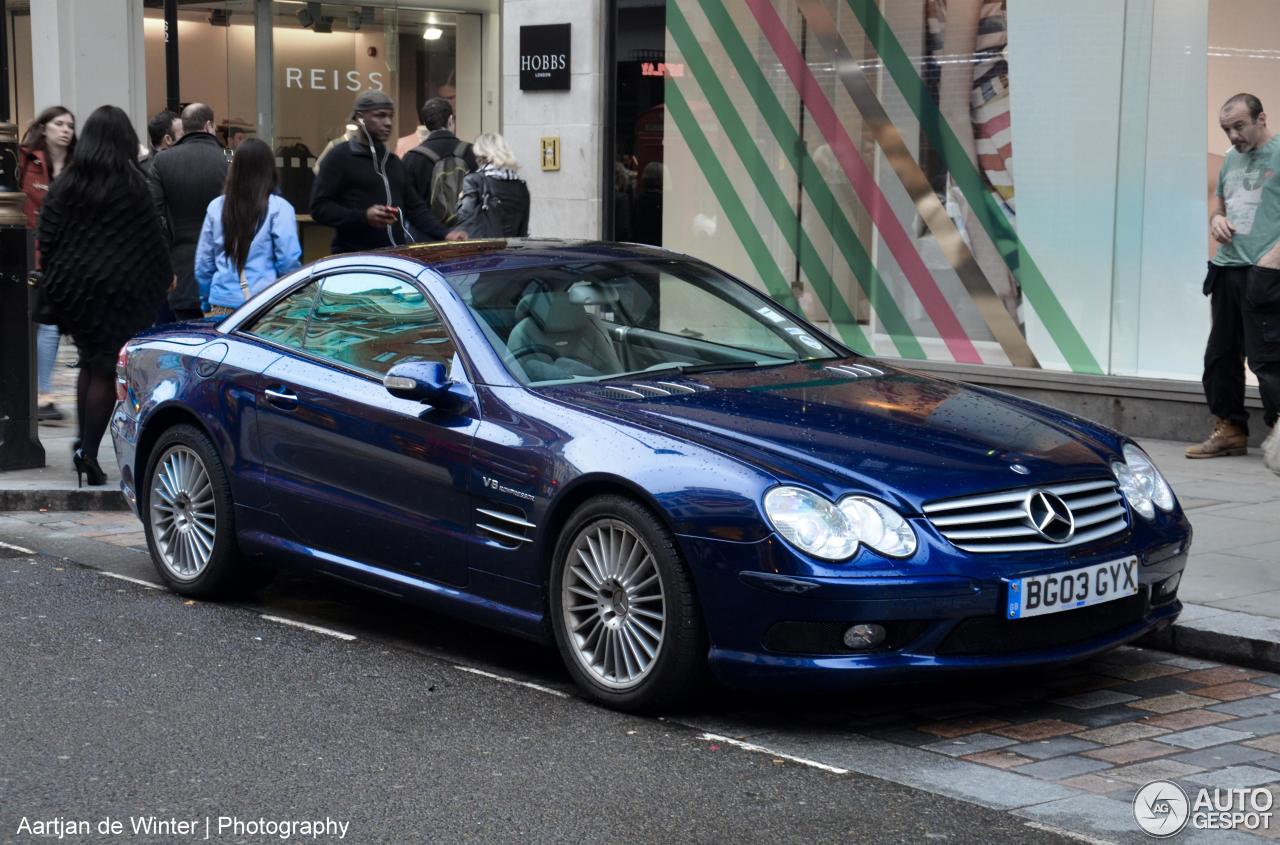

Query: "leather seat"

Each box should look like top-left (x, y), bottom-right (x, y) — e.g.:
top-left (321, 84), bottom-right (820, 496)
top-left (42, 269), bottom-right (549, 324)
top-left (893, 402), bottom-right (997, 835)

top-left (507, 291), bottom-right (623, 378)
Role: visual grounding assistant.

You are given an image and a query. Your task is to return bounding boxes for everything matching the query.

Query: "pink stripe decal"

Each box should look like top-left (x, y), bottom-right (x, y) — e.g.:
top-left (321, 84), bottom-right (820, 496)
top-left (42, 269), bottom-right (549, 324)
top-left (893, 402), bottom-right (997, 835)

top-left (745, 0), bottom-right (981, 364)
top-left (976, 110), bottom-right (1012, 139)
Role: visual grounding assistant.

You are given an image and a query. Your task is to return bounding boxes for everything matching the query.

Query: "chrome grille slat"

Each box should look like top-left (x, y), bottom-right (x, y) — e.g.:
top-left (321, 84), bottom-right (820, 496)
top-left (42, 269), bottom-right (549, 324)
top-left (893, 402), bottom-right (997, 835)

top-left (1044, 479), bottom-right (1118, 497)
top-left (924, 478), bottom-right (1129, 553)
top-left (960, 520), bottom-right (1128, 554)
top-left (1073, 503), bottom-right (1126, 530)
top-left (1064, 490), bottom-right (1122, 510)
top-left (923, 489), bottom-right (1031, 512)
top-left (944, 525), bottom-right (1041, 541)
top-left (928, 506), bottom-right (1026, 527)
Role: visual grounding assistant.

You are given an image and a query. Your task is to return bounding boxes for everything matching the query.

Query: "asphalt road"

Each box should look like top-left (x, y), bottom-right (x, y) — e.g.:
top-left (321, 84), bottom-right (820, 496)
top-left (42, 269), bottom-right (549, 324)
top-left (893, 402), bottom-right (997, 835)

top-left (0, 553), bottom-right (1074, 845)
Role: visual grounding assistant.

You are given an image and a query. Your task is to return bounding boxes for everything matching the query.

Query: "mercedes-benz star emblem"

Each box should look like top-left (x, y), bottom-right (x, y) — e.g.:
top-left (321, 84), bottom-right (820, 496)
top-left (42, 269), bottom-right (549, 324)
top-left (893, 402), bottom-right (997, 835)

top-left (1023, 490), bottom-right (1075, 543)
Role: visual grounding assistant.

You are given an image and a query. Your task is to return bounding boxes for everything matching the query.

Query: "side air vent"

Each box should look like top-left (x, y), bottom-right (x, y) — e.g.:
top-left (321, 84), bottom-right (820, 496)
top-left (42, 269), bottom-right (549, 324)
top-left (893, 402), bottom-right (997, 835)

top-left (824, 363), bottom-right (886, 378)
top-left (593, 380), bottom-right (710, 401)
top-left (598, 386), bottom-right (647, 400)
top-left (476, 507), bottom-right (535, 547)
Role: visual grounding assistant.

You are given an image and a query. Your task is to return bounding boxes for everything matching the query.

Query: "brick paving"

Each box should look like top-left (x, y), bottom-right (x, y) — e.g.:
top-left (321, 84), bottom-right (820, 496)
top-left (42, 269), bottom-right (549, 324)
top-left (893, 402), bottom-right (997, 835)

top-left (838, 644), bottom-right (1280, 820)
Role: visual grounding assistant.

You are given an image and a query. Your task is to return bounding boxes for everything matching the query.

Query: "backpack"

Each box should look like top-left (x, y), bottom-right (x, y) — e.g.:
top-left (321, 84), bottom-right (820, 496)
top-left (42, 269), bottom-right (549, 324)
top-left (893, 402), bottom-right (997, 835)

top-left (464, 176), bottom-right (506, 238)
top-left (409, 141), bottom-right (470, 227)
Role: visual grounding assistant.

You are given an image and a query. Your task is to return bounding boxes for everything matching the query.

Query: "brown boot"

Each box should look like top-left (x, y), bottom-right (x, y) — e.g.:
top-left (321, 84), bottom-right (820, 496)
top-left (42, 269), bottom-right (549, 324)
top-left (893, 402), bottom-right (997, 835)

top-left (1185, 417), bottom-right (1248, 458)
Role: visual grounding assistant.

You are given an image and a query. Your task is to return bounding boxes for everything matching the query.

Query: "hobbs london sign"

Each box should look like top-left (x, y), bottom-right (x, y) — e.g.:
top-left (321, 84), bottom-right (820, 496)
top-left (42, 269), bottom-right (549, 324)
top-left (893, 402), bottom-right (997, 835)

top-left (519, 24), bottom-right (571, 91)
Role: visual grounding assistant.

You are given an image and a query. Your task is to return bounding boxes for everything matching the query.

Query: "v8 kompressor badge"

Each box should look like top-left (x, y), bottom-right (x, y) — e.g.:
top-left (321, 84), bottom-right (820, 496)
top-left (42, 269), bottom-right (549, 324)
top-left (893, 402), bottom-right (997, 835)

top-left (482, 476), bottom-right (535, 502)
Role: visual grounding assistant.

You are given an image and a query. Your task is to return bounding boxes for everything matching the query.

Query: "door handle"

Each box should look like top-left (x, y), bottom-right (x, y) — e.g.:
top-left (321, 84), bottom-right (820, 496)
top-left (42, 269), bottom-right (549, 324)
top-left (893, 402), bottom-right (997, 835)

top-left (263, 387), bottom-right (298, 409)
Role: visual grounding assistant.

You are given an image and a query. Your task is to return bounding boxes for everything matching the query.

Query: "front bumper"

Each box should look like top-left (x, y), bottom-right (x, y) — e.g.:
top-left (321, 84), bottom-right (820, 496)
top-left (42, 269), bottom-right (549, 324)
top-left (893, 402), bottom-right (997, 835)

top-left (677, 526), bottom-right (1189, 692)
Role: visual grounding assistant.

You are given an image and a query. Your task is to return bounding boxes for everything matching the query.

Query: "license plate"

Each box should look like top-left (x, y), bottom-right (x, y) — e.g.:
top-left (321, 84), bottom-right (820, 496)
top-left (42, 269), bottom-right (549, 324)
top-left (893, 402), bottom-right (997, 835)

top-left (1005, 556), bottom-right (1139, 619)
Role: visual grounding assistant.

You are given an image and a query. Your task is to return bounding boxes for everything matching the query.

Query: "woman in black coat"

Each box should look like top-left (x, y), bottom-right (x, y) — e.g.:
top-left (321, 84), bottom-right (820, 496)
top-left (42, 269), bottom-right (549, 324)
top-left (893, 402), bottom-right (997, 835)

top-left (38, 105), bottom-right (172, 486)
top-left (452, 132), bottom-right (530, 239)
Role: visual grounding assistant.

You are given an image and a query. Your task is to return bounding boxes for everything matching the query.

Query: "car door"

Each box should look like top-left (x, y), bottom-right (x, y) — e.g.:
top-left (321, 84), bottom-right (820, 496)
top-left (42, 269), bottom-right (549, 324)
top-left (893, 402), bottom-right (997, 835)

top-left (243, 269), bottom-right (478, 587)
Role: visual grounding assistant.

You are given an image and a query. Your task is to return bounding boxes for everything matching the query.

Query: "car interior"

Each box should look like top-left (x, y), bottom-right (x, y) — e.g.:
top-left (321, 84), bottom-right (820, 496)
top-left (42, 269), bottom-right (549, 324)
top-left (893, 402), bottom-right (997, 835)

top-left (456, 262), bottom-right (809, 385)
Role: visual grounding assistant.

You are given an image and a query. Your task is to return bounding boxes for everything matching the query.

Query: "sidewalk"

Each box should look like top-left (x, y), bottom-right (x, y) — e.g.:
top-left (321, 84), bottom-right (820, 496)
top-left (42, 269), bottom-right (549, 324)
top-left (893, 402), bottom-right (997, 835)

top-left (0, 342), bottom-right (122, 511)
top-left (2, 348), bottom-right (1279, 669)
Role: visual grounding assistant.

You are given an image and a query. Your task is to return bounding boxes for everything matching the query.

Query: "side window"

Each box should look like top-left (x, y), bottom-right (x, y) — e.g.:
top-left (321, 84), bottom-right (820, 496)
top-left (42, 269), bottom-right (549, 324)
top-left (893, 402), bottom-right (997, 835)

top-left (243, 281), bottom-right (317, 351)
top-left (303, 272), bottom-right (457, 376)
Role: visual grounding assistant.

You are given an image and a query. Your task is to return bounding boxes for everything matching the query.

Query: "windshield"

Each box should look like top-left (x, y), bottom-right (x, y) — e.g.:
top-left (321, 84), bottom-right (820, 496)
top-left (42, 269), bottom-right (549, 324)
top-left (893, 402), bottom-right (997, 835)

top-left (445, 258), bottom-right (843, 386)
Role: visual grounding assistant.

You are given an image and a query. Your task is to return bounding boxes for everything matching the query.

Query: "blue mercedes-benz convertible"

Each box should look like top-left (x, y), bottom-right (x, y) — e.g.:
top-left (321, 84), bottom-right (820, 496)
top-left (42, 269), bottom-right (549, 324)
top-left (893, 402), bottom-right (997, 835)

top-left (111, 239), bottom-right (1190, 710)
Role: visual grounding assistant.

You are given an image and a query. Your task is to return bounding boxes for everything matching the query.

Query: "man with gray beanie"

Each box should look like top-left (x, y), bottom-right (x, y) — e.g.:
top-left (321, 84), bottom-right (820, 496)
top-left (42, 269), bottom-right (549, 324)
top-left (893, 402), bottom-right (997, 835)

top-left (311, 89), bottom-right (464, 253)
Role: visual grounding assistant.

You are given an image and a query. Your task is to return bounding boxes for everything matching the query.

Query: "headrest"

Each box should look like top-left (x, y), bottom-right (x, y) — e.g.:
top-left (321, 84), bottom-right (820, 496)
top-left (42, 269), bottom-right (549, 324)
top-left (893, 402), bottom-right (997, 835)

top-left (515, 292), bottom-right (589, 333)
top-left (568, 281), bottom-right (619, 306)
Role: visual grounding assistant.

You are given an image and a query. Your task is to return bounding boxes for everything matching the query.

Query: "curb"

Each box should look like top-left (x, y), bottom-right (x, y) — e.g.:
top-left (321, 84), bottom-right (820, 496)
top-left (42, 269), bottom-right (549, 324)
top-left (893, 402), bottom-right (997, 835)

top-left (0, 489), bottom-right (130, 512)
top-left (1138, 604), bottom-right (1280, 674)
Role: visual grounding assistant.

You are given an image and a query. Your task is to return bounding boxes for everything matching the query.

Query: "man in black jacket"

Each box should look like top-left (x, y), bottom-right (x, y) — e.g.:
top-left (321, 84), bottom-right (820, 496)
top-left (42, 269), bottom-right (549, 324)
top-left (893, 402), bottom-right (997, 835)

top-left (311, 90), bottom-right (463, 254)
top-left (404, 97), bottom-right (477, 225)
top-left (148, 103), bottom-right (229, 321)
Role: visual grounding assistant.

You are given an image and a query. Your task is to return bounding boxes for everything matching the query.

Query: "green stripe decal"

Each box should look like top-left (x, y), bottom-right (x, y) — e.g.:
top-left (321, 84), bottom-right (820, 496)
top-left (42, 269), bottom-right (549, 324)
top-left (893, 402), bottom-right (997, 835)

top-left (693, 0), bottom-right (924, 359)
top-left (664, 81), bottom-right (817, 328)
top-left (845, 0), bottom-right (1101, 374)
top-left (666, 3), bottom-right (871, 353)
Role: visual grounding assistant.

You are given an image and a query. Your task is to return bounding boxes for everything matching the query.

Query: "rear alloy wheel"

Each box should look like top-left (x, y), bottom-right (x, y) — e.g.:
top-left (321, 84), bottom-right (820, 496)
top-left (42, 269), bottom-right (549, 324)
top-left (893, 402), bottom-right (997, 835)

top-left (143, 424), bottom-right (268, 599)
top-left (551, 495), bottom-right (705, 711)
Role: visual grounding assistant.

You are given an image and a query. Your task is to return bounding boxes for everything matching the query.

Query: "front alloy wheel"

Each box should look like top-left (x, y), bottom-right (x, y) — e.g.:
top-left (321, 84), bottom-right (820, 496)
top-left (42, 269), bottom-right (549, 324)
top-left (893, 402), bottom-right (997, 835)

top-left (561, 518), bottom-right (667, 689)
top-left (551, 495), bottom-right (706, 711)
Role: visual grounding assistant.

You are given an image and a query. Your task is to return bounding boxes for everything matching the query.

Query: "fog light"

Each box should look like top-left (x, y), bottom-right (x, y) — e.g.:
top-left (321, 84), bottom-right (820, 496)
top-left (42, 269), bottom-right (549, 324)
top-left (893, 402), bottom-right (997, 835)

top-left (1155, 572), bottom-right (1181, 599)
top-left (843, 623), bottom-right (886, 650)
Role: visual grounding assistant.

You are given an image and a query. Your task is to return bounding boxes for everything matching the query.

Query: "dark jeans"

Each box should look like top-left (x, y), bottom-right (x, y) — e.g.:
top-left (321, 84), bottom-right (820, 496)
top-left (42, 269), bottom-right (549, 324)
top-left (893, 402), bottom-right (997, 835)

top-left (1203, 263), bottom-right (1280, 431)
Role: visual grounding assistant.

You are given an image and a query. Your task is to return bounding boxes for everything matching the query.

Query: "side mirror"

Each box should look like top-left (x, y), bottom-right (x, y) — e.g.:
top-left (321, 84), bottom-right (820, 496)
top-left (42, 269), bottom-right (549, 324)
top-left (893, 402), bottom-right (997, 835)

top-left (383, 361), bottom-right (457, 407)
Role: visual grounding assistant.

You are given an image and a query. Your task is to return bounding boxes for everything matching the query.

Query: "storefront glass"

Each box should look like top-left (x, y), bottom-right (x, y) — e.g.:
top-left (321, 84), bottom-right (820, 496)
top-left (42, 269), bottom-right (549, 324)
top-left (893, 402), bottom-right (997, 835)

top-left (609, 0), bottom-right (1222, 381)
top-left (144, 1), bottom-right (492, 260)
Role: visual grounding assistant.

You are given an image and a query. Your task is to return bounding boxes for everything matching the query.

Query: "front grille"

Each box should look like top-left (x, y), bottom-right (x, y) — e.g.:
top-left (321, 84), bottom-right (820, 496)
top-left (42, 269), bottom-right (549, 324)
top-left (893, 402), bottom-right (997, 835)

top-left (923, 478), bottom-right (1129, 553)
top-left (936, 592), bottom-right (1148, 655)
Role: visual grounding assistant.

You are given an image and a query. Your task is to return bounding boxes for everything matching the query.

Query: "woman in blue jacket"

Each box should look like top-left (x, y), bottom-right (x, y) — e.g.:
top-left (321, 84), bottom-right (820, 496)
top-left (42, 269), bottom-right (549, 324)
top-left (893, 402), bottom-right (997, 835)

top-left (195, 138), bottom-right (302, 315)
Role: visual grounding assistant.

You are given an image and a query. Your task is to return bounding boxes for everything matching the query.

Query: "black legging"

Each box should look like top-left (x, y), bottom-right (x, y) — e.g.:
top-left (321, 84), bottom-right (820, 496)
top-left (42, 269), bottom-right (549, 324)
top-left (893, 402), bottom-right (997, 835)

top-left (76, 359), bottom-right (116, 460)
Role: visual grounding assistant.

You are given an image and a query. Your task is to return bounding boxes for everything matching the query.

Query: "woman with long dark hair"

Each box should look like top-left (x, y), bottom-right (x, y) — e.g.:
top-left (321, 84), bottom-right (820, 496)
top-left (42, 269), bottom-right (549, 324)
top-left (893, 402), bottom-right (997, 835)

top-left (195, 137), bottom-right (301, 316)
top-left (37, 105), bottom-right (171, 486)
top-left (20, 105), bottom-right (76, 421)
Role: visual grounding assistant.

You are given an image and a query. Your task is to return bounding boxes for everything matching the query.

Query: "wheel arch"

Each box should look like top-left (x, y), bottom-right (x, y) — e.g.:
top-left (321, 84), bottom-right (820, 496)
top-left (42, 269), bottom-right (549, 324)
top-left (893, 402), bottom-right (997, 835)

top-left (540, 476), bottom-right (680, 573)
top-left (135, 404), bottom-right (215, 508)
top-left (537, 474), bottom-right (692, 608)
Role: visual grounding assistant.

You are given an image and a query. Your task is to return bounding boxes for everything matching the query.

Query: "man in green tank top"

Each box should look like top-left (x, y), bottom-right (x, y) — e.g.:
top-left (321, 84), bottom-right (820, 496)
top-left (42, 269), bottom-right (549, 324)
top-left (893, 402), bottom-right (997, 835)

top-left (1189, 93), bottom-right (1280, 472)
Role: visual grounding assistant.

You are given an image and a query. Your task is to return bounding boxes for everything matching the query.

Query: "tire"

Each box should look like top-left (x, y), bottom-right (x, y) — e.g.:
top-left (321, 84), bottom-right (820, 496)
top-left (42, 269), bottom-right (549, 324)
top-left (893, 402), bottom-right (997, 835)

top-left (550, 495), bottom-right (706, 711)
top-left (142, 423), bottom-right (270, 599)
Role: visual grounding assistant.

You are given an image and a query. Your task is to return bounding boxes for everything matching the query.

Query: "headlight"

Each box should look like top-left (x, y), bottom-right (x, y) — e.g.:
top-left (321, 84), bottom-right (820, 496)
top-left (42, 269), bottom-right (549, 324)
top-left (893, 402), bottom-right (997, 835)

top-left (763, 486), bottom-right (917, 561)
top-left (1112, 443), bottom-right (1176, 520)
top-left (838, 496), bottom-right (917, 557)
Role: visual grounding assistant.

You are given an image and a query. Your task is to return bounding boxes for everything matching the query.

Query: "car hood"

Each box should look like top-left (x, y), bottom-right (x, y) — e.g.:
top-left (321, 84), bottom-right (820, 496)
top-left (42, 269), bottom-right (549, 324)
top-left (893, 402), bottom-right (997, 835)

top-left (545, 361), bottom-right (1121, 510)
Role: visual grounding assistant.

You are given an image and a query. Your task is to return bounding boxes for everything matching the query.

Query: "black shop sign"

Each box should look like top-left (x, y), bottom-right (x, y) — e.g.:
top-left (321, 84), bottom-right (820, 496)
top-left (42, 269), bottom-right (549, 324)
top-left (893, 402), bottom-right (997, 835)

top-left (519, 24), bottom-right (571, 91)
